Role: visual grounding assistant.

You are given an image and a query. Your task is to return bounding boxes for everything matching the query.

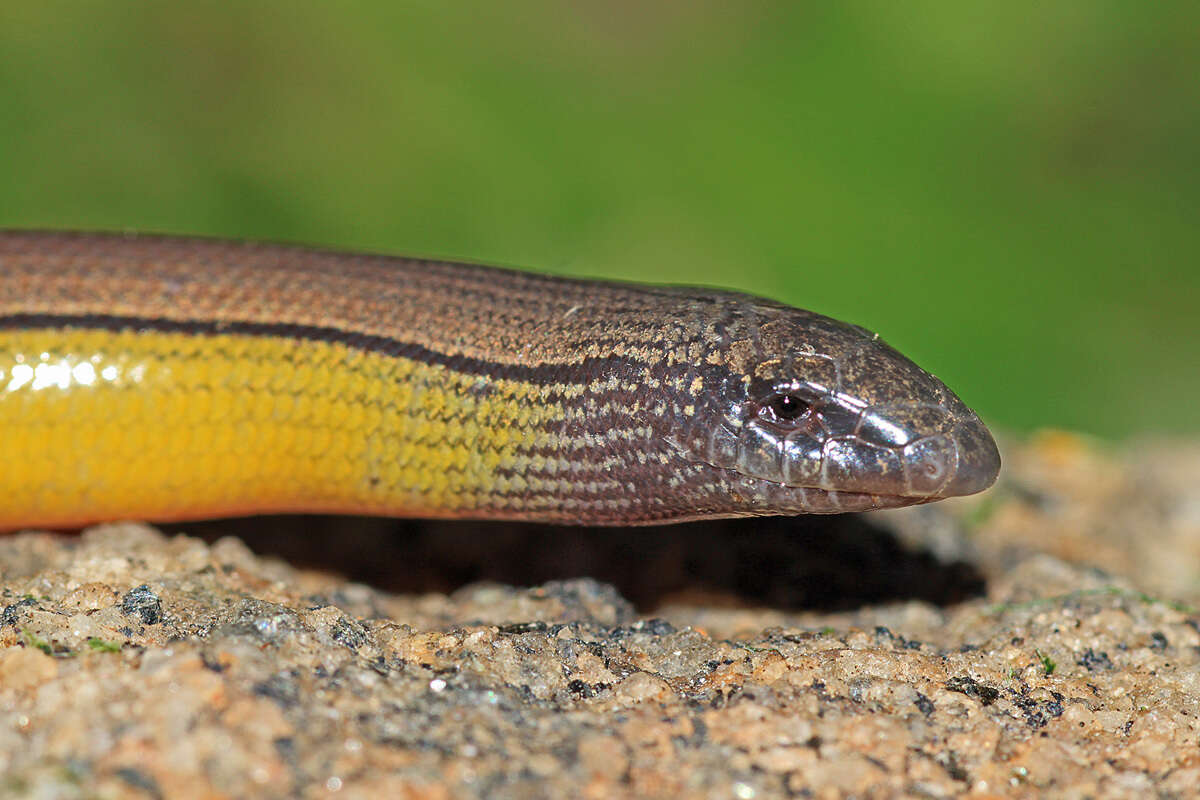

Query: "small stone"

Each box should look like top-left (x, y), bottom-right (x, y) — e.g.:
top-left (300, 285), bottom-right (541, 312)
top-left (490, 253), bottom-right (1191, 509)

top-left (615, 671), bottom-right (674, 705)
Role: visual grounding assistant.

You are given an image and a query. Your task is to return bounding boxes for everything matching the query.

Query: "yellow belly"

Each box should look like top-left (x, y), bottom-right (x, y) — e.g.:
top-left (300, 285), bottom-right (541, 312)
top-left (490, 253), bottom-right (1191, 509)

top-left (0, 327), bottom-right (565, 528)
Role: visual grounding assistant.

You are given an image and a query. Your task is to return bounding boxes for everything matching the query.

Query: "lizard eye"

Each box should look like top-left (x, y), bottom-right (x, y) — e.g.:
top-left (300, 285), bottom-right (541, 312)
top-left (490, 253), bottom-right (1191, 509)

top-left (763, 393), bottom-right (809, 422)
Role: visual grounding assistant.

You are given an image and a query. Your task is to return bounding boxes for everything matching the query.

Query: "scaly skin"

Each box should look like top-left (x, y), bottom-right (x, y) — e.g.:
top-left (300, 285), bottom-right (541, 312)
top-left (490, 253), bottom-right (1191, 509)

top-left (0, 231), bottom-right (999, 527)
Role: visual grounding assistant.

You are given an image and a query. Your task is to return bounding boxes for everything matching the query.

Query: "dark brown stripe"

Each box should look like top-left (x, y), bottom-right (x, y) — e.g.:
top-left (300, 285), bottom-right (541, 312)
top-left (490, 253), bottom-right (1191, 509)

top-left (0, 312), bottom-right (651, 387)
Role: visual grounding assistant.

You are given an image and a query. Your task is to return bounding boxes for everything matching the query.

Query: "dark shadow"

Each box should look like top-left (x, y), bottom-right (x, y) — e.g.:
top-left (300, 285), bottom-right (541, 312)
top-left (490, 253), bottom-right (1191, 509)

top-left (163, 513), bottom-right (986, 613)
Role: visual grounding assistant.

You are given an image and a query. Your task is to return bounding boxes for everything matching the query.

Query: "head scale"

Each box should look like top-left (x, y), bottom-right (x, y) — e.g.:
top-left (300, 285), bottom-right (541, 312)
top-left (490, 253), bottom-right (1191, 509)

top-left (665, 299), bottom-right (1000, 515)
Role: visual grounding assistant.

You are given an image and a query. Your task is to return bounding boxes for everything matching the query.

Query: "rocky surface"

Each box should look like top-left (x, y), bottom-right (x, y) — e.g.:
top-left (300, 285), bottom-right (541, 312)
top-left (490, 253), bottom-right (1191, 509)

top-left (2, 432), bottom-right (1198, 798)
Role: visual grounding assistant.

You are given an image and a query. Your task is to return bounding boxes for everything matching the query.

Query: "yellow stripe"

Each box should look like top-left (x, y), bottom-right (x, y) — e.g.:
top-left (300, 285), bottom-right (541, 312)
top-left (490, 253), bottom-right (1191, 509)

top-left (0, 328), bottom-right (565, 527)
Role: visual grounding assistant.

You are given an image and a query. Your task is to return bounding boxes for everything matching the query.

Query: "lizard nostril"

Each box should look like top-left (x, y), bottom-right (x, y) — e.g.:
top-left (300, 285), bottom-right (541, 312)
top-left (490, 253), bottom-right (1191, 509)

top-left (902, 435), bottom-right (956, 495)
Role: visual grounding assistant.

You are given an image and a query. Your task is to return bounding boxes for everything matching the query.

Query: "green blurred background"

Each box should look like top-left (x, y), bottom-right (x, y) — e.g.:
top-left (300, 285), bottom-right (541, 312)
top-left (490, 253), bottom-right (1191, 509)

top-left (1, 1), bottom-right (1196, 438)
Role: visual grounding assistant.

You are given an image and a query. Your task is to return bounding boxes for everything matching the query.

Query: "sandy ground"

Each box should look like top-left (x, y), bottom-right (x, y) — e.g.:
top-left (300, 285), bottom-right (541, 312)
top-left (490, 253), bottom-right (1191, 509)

top-left (1, 431), bottom-right (1198, 799)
